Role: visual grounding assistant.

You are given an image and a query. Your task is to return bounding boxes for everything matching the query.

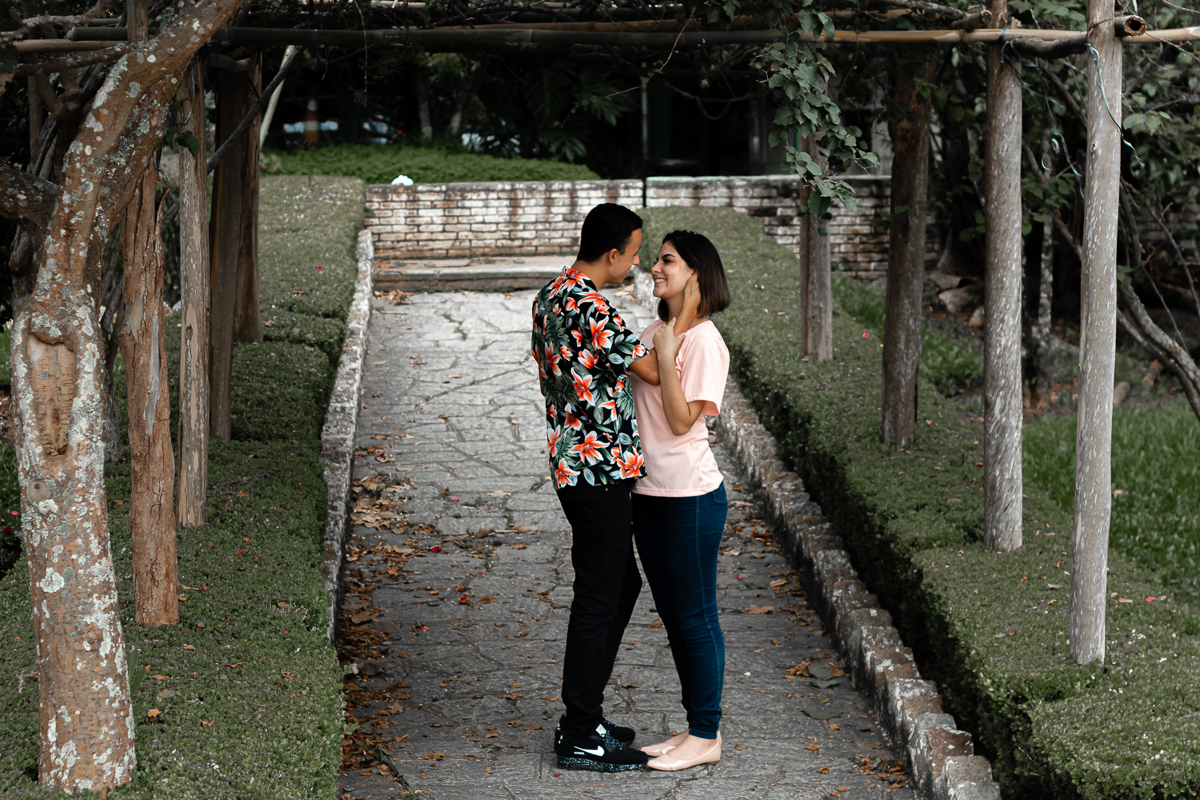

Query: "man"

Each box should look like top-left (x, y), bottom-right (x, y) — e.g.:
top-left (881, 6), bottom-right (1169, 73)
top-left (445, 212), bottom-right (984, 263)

top-left (530, 203), bottom-right (669, 772)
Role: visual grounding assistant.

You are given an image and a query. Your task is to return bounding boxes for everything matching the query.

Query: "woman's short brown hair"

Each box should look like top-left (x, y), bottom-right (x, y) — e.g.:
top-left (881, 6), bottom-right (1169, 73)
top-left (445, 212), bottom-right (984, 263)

top-left (656, 229), bottom-right (732, 322)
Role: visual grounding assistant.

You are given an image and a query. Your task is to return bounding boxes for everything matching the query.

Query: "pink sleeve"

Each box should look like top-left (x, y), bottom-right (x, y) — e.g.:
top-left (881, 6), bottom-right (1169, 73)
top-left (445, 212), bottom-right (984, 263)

top-left (679, 330), bottom-right (729, 417)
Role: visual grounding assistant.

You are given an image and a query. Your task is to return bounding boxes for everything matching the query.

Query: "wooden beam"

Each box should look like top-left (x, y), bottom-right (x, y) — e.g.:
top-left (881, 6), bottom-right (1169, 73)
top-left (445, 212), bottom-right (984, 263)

top-left (54, 20), bottom-right (1200, 52)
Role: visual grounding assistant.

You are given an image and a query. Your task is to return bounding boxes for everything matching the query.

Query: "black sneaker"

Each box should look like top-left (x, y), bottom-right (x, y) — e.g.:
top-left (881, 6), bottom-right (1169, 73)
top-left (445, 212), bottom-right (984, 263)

top-left (555, 718), bottom-right (636, 747)
top-left (555, 724), bottom-right (649, 772)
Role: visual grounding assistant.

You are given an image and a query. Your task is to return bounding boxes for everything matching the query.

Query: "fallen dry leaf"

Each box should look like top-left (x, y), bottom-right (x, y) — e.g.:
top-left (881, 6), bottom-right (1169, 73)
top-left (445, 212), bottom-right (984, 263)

top-left (746, 605), bottom-right (774, 615)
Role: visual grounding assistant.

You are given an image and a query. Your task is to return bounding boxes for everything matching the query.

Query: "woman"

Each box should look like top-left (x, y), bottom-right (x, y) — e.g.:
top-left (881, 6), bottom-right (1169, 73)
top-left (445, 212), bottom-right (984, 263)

top-left (630, 229), bottom-right (732, 771)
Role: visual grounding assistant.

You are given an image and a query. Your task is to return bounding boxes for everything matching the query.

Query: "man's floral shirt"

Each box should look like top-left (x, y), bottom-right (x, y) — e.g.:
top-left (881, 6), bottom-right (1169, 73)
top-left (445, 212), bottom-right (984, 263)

top-left (532, 267), bottom-right (647, 488)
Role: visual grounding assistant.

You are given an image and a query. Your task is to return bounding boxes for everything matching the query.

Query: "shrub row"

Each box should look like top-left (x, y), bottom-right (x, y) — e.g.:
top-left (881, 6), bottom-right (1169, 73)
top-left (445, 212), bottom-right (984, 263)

top-left (0, 175), bottom-right (365, 798)
top-left (262, 141), bottom-right (599, 185)
top-left (638, 205), bottom-right (1200, 800)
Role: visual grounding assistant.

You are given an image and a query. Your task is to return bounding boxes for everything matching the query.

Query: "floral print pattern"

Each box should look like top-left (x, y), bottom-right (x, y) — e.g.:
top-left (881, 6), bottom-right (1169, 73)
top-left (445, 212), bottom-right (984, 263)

top-left (532, 267), bottom-right (647, 488)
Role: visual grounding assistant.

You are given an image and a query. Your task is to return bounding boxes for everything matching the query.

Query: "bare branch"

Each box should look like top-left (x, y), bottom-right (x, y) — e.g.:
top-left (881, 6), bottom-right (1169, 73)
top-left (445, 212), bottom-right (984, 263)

top-left (0, 159), bottom-right (58, 234)
top-left (207, 44), bottom-right (305, 174)
top-left (1144, 200), bottom-right (1200, 320)
top-left (0, 5), bottom-right (108, 44)
top-left (14, 44), bottom-right (135, 76)
top-left (1118, 280), bottom-right (1200, 390)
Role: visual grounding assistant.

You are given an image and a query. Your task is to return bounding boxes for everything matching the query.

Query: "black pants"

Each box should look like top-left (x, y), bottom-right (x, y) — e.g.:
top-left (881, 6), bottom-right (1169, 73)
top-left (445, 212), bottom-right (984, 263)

top-left (556, 479), bottom-right (642, 739)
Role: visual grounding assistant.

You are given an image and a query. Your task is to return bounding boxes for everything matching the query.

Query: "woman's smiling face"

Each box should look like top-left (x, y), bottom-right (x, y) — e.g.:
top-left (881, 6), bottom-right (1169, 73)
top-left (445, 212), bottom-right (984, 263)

top-left (651, 242), bottom-right (695, 302)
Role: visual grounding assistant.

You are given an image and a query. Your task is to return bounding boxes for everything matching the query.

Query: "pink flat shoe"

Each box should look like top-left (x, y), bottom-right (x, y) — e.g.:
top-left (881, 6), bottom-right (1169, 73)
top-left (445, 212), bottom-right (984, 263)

top-left (641, 743), bottom-right (676, 757)
top-left (641, 730), bottom-right (689, 757)
top-left (646, 733), bottom-right (721, 771)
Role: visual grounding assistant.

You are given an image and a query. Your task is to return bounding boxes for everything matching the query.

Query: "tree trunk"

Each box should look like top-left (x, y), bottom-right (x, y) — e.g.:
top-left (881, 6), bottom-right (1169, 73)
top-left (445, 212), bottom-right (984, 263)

top-left (983, 0), bottom-right (1023, 553)
top-left (1071, 0), bottom-right (1122, 666)
top-left (118, 166), bottom-right (180, 626)
top-left (801, 133), bottom-right (833, 361)
top-left (0, 0), bottom-right (244, 790)
top-left (415, 72), bottom-right (434, 140)
top-left (1036, 135), bottom-right (1055, 351)
top-left (882, 46), bottom-right (935, 446)
top-left (177, 58), bottom-right (210, 528)
top-left (13, 289), bottom-right (137, 790)
top-left (209, 67), bottom-right (251, 440)
top-left (234, 56), bottom-right (263, 344)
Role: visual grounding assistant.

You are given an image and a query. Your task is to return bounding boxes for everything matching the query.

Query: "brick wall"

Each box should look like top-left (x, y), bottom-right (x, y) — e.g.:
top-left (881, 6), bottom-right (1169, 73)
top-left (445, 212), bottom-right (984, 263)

top-left (365, 180), bottom-right (643, 261)
top-left (365, 175), bottom-right (936, 277)
top-left (646, 175), bottom-right (934, 278)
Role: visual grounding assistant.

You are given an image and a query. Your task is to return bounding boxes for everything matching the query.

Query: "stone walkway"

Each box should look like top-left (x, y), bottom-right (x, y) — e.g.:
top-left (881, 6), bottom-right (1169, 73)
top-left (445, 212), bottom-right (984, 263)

top-left (336, 283), bottom-right (915, 800)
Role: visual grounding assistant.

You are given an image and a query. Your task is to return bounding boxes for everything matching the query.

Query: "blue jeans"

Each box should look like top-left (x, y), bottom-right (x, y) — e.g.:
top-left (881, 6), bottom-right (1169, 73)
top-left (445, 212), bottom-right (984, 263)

top-left (632, 484), bottom-right (727, 739)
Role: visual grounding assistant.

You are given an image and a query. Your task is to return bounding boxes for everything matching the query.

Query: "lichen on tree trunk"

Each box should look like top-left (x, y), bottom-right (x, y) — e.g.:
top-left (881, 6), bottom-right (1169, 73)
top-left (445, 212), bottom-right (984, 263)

top-left (1071, 0), bottom-right (1122, 666)
top-left (177, 58), bottom-right (210, 528)
top-left (118, 166), bottom-right (179, 626)
top-left (983, 0), bottom-right (1024, 553)
top-left (13, 290), bottom-right (136, 790)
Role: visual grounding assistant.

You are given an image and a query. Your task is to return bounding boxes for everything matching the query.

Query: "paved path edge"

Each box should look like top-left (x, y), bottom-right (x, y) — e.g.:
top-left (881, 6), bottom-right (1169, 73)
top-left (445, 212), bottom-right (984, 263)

top-left (322, 228), bottom-right (375, 644)
top-left (631, 270), bottom-right (1003, 800)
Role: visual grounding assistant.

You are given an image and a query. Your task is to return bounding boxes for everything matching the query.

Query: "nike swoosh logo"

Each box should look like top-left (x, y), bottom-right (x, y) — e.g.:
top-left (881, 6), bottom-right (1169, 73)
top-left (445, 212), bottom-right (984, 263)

top-left (574, 746), bottom-right (605, 756)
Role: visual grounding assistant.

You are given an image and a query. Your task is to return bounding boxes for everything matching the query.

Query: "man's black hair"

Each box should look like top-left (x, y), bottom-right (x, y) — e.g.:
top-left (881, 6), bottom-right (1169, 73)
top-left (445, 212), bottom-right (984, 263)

top-left (577, 203), bottom-right (643, 263)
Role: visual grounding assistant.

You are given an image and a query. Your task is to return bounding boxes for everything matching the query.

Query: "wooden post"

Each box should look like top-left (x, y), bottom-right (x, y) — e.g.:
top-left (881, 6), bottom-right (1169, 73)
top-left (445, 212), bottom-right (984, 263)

top-left (234, 55), bottom-right (263, 344)
top-left (800, 133), bottom-right (833, 361)
top-left (177, 58), bottom-right (209, 527)
top-left (1071, 0), bottom-right (1122, 666)
top-left (125, 0), bottom-right (148, 42)
top-left (118, 165), bottom-right (179, 626)
top-left (982, 0), bottom-right (1023, 552)
top-left (882, 46), bottom-right (936, 446)
top-left (209, 64), bottom-right (263, 439)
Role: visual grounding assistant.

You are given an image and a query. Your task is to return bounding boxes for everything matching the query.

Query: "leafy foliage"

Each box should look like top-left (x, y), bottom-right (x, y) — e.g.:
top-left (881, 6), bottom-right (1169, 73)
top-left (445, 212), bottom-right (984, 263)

top-left (755, 7), bottom-right (879, 218)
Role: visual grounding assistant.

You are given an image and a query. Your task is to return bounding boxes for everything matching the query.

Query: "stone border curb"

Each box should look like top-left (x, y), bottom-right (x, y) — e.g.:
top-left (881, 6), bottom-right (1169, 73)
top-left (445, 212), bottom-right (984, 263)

top-left (630, 270), bottom-right (1001, 800)
top-left (321, 228), bottom-right (375, 644)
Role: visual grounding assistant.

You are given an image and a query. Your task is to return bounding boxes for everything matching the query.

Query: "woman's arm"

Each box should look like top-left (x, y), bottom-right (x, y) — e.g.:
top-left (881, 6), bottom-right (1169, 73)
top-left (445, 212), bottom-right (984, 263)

top-left (629, 350), bottom-right (660, 385)
top-left (653, 321), bottom-right (707, 436)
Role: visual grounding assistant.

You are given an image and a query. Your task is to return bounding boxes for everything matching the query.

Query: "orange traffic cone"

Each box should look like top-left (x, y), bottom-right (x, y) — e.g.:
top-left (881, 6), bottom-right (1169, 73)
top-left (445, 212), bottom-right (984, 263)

top-left (303, 92), bottom-right (319, 149)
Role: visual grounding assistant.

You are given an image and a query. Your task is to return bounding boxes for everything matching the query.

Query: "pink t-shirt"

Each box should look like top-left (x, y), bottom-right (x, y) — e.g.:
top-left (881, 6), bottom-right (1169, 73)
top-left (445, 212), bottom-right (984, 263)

top-left (630, 319), bottom-right (729, 497)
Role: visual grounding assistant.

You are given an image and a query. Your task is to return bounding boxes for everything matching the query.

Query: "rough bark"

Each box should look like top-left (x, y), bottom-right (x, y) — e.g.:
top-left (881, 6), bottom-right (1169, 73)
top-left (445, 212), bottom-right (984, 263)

top-left (177, 58), bottom-right (210, 528)
top-left (1071, 0), bottom-right (1122, 666)
top-left (234, 56), bottom-right (263, 345)
top-left (2, 0), bottom-right (248, 788)
top-left (882, 46), bottom-right (935, 446)
top-left (209, 66), bottom-right (253, 440)
top-left (800, 133), bottom-right (833, 361)
top-left (983, 0), bottom-right (1023, 552)
top-left (118, 166), bottom-right (179, 626)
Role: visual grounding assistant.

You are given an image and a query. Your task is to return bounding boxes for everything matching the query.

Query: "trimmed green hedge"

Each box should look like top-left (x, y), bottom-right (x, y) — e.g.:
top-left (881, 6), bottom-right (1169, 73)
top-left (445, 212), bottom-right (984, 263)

top-left (262, 141), bottom-right (599, 185)
top-left (0, 175), bottom-right (364, 798)
top-left (638, 205), bottom-right (1200, 800)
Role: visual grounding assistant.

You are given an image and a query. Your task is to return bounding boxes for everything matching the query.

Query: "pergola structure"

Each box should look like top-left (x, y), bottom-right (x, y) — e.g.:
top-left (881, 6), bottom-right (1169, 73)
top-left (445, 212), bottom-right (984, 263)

top-left (2, 0), bottom-right (1198, 789)
top-left (29, 0), bottom-right (1200, 666)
